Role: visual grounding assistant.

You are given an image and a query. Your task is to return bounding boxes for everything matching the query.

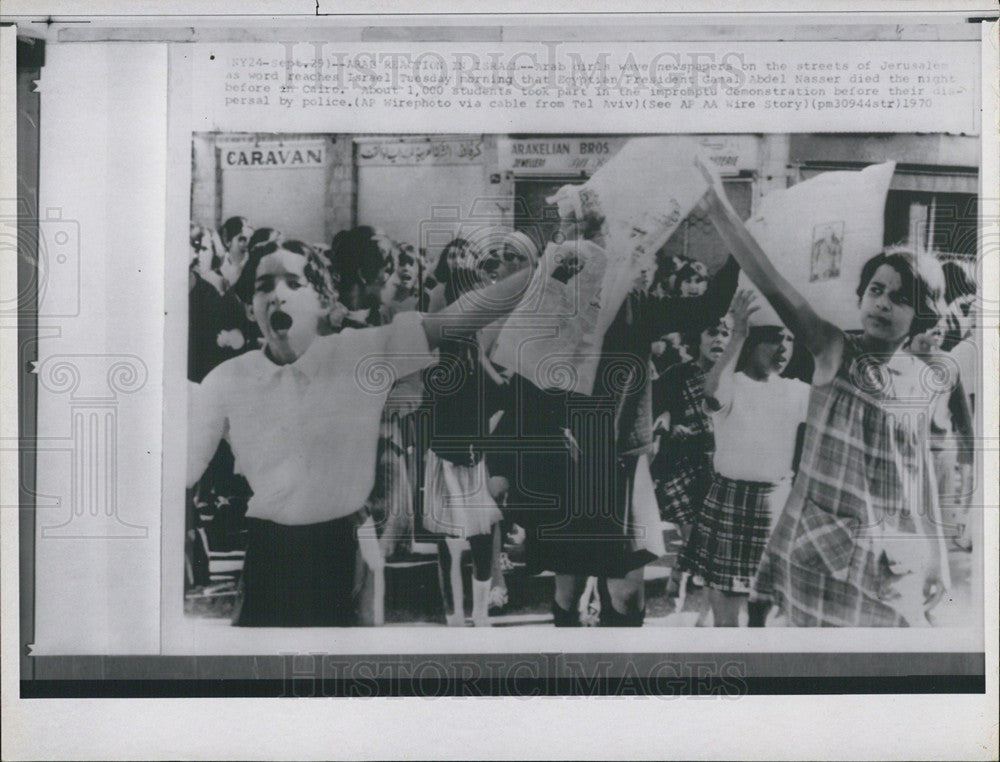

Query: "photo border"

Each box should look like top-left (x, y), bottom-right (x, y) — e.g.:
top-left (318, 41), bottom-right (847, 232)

top-left (2, 5), bottom-right (997, 760)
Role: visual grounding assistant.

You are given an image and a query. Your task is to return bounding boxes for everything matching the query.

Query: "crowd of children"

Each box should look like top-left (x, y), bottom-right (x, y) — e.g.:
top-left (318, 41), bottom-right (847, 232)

top-left (186, 194), bottom-right (978, 628)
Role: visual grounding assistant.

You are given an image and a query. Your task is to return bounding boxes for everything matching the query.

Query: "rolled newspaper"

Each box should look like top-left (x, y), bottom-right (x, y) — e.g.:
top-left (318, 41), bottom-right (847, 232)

top-left (492, 137), bottom-right (718, 394)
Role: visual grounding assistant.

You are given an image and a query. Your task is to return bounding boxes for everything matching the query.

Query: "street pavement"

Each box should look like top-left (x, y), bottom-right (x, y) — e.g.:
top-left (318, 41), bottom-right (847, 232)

top-left (187, 524), bottom-right (976, 628)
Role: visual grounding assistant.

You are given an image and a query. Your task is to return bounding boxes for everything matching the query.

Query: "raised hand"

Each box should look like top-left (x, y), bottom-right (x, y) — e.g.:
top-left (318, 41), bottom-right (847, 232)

top-left (728, 288), bottom-right (760, 336)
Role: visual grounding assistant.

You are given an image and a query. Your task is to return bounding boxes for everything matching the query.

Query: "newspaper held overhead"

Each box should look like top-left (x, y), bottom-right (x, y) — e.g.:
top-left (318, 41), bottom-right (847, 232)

top-left (733, 161), bottom-right (897, 330)
top-left (491, 137), bottom-right (716, 395)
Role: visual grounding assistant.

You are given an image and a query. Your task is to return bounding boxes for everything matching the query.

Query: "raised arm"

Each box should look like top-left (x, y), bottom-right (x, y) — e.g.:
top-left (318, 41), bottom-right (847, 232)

top-left (420, 266), bottom-right (533, 351)
top-left (701, 255), bottom-right (740, 322)
top-left (700, 180), bottom-right (843, 382)
top-left (703, 289), bottom-right (755, 412)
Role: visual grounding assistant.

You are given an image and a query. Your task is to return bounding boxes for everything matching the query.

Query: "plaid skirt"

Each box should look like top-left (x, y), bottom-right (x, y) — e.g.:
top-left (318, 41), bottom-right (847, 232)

top-left (654, 456), bottom-right (712, 526)
top-left (680, 473), bottom-right (777, 593)
top-left (753, 487), bottom-right (926, 627)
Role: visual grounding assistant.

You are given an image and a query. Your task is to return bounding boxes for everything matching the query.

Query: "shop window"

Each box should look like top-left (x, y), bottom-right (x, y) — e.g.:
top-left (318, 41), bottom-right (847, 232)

top-left (884, 190), bottom-right (977, 259)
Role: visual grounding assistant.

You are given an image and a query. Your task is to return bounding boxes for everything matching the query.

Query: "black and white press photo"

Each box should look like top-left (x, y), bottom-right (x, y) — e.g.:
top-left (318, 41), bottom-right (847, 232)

top-left (182, 131), bottom-right (983, 632)
top-left (4, 6), bottom-right (997, 760)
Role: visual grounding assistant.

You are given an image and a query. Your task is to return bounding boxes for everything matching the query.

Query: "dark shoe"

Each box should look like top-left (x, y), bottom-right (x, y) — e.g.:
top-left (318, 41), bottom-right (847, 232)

top-left (596, 578), bottom-right (645, 627)
top-left (599, 604), bottom-right (645, 627)
top-left (598, 604), bottom-right (630, 627)
top-left (624, 606), bottom-right (646, 627)
top-left (552, 601), bottom-right (581, 627)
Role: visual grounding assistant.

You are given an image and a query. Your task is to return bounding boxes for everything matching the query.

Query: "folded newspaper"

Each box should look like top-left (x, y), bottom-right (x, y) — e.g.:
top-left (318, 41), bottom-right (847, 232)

top-left (734, 160), bottom-right (897, 330)
top-left (491, 137), bottom-right (716, 395)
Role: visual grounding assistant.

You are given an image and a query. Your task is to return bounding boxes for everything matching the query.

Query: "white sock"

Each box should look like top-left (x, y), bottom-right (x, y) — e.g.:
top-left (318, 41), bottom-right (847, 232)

top-left (471, 578), bottom-right (492, 626)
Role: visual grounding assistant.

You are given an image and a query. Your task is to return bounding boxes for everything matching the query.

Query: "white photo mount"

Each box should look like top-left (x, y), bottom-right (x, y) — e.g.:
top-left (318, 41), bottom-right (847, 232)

top-left (2, 6), bottom-right (997, 761)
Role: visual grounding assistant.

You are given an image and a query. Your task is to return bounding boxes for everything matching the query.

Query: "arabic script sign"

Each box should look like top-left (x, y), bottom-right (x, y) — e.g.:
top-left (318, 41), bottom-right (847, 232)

top-left (354, 137), bottom-right (486, 166)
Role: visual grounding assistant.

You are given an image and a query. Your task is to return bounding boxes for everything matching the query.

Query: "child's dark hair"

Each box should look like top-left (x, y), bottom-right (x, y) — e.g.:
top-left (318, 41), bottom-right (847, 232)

top-left (941, 259), bottom-right (976, 305)
top-left (673, 259), bottom-right (708, 295)
top-left (219, 216), bottom-right (249, 248)
top-left (736, 325), bottom-right (786, 372)
top-left (650, 251), bottom-right (678, 289)
top-left (248, 226), bottom-right (281, 254)
top-left (679, 310), bottom-right (730, 355)
top-left (329, 226), bottom-right (390, 293)
top-left (434, 238), bottom-right (486, 304)
top-left (939, 259), bottom-right (977, 350)
top-left (232, 239), bottom-right (336, 305)
top-left (433, 237), bottom-right (470, 285)
top-left (855, 246), bottom-right (945, 337)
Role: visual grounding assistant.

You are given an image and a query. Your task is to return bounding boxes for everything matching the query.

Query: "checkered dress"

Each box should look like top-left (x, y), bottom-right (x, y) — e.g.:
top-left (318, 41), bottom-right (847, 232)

top-left (753, 333), bottom-right (949, 627)
top-left (680, 474), bottom-right (778, 592)
top-left (650, 361), bottom-right (714, 525)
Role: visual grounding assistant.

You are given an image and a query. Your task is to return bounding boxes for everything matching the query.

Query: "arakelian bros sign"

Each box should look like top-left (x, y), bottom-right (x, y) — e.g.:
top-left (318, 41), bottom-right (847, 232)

top-left (498, 135), bottom-right (758, 176)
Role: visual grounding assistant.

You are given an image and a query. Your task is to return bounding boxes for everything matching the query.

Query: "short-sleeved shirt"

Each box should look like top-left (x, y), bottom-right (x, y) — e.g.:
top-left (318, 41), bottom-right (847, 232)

top-left (188, 312), bottom-right (435, 525)
top-left (710, 372), bottom-right (810, 483)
